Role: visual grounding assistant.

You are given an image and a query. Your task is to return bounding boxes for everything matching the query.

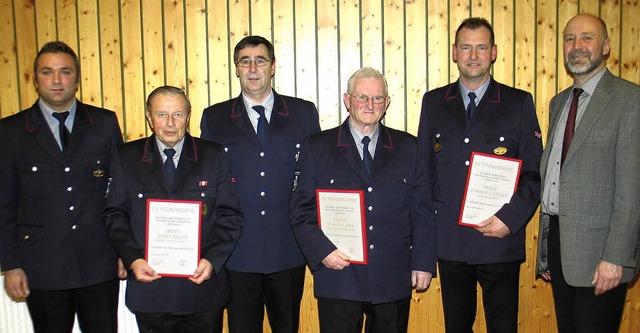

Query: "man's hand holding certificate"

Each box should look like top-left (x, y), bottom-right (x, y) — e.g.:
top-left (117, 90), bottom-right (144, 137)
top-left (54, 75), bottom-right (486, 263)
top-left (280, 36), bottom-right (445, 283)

top-left (459, 153), bottom-right (522, 227)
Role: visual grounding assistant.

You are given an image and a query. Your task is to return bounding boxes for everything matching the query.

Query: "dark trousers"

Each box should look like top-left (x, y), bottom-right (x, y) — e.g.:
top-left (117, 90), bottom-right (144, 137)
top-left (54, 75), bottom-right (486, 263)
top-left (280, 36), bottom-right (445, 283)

top-left (26, 279), bottom-right (119, 333)
top-left (317, 297), bottom-right (410, 333)
top-left (547, 215), bottom-right (627, 333)
top-left (135, 310), bottom-right (222, 333)
top-left (226, 266), bottom-right (305, 333)
top-left (438, 259), bottom-right (520, 333)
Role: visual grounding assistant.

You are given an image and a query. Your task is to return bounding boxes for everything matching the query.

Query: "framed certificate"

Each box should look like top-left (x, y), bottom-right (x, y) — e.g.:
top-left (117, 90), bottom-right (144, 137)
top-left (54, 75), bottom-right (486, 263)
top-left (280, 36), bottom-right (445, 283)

top-left (459, 152), bottom-right (522, 227)
top-left (146, 199), bottom-right (202, 277)
top-left (316, 189), bottom-right (368, 264)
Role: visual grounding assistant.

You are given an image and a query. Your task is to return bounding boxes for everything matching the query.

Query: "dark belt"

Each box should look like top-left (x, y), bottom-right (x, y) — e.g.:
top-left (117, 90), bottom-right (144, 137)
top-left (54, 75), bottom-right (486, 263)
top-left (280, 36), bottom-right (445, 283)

top-left (548, 214), bottom-right (559, 223)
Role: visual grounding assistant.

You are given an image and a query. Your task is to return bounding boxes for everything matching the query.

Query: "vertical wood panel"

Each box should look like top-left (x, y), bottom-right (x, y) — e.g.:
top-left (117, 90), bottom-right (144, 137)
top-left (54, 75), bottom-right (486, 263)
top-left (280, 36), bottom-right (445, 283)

top-left (1, 1), bottom-right (639, 332)
top-left (317, 0), bottom-right (340, 127)
top-left (382, 0), bottom-right (406, 131)
top-left (0, 0), bottom-right (19, 117)
top-left (185, 0), bottom-right (209, 135)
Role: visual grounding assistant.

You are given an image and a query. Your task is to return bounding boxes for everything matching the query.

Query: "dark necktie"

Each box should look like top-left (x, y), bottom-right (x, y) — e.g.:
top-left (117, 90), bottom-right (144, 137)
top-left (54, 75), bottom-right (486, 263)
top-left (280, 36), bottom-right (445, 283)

top-left (362, 136), bottom-right (373, 176)
top-left (164, 148), bottom-right (176, 184)
top-left (466, 92), bottom-right (477, 120)
top-left (52, 111), bottom-right (70, 152)
top-left (561, 88), bottom-right (584, 165)
top-left (253, 105), bottom-right (268, 145)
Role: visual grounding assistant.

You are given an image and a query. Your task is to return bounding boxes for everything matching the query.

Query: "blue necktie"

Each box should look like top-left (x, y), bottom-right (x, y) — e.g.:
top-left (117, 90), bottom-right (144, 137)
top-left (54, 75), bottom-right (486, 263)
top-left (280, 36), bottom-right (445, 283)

top-left (52, 111), bottom-right (70, 152)
top-left (466, 92), bottom-right (477, 120)
top-left (253, 105), bottom-right (268, 145)
top-left (362, 136), bottom-right (373, 176)
top-left (164, 148), bottom-right (176, 184)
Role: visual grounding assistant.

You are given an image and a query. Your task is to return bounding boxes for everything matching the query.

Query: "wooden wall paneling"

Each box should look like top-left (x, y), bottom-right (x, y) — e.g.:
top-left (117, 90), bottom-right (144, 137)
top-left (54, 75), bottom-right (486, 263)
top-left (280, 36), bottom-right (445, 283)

top-left (293, 0), bottom-right (319, 120)
top-left (34, 0), bottom-right (56, 46)
top-left (337, 0), bottom-right (361, 117)
top-left (620, 0), bottom-right (640, 83)
top-left (405, 0), bottom-right (427, 136)
top-left (15, 0), bottom-right (38, 108)
top-left (556, 1), bottom-right (577, 92)
top-left (361, 1), bottom-right (383, 75)
top-left (0, 0), bottom-right (19, 117)
top-left (206, 0), bottom-right (231, 105)
top-left (492, 0), bottom-right (515, 86)
top-left (272, 0), bottom-right (296, 96)
top-left (77, 0), bottom-right (102, 107)
top-left (579, 0), bottom-right (599, 20)
top-left (185, 0), bottom-right (209, 136)
top-left (473, 0), bottom-right (492, 25)
top-left (120, 0), bottom-right (147, 141)
top-left (227, 0), bottom-right (249, 97)
top-left (601, 0), bottom-right (621, 76)
top-left (382, 0), bottom-right (407, 132)
top-left (163, 0), bottom-right (187, 91)
top-left (55, 0), bottom-right (80, 99)
top-left (140, 0), bottom-right (164, 136)
top-left (426, 0), bottom-right (451, 91)
top-left (250, 0), bottom-right (272, 37)
top-left (316, 0), bottom-right (341, 127)
top-left (449, 0), bottom-right (468, 84)
top-left (98, 0), bottom-right (125, 129)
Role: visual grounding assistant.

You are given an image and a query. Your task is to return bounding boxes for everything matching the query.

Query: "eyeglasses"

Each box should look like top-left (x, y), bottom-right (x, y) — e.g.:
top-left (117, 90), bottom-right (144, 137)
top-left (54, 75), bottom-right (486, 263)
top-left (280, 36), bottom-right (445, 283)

top-left (350, 94), bottom-right (387, 104)
top-left (152, 112), bottom-right (187, 120)
top-left (236, 58), bottom-right (271, 68)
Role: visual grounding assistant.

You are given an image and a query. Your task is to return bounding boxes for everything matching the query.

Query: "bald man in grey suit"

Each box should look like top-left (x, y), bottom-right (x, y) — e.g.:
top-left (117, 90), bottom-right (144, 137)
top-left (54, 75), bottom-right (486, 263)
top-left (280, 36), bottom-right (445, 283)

top-left (536, 14), bottom-right (640, 333)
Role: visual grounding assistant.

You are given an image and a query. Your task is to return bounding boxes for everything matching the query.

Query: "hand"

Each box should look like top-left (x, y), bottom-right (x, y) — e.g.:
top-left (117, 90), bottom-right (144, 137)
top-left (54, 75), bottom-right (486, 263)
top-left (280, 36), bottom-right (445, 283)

top-left (189, 259), bottom-right (213, 285)
top-left (117, 258), bottom-right (128, 279)
top-left (411, 270), bottom-right (433, 292)
top-left (130, 259), bottom-right (162, 283)
top-left (3, 268), bottom-right (30, 300)
top-left (540, 271), bottom-right (551, 282)
top-left (475, 216), bottom-right (510, 238)
top-left (321, 250), bottom-right (351, 270)
top-left (592, 260), bottom-right (623, 295)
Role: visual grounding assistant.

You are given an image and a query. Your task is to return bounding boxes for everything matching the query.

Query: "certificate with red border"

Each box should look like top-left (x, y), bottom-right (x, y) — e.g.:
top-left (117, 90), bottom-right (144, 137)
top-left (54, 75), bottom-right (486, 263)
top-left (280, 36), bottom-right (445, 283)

top-left (459, 152), bottom-right (522, 227)
top-left (146, 199), bottom-right (202, 277)
top-left (316, 189), bottom-right (368, 264)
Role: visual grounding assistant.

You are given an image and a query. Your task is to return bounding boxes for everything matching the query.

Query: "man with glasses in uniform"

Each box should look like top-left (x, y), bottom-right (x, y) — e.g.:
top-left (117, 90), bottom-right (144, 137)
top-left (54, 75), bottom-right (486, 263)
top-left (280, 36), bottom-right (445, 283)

top-left (200, 35), bottom-right (320, 332)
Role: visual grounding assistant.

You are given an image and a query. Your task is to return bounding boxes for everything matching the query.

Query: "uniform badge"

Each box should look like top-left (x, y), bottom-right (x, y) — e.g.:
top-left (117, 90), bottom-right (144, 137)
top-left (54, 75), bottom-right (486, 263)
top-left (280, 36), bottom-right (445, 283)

top-left (202, 204), bottom-right (208, 216)
top-left (434, 133), bottom-right (442, 152)
top-left (199, 180), bottom-right (208, 187)
top-left (292, 171), bottom-right (300, 192)
top-left (93, 169), bottom-right (105, 178)
top-left (494, 147), bottom-right (507, 155)
top-left (105, 177), bottom-right (113, 198)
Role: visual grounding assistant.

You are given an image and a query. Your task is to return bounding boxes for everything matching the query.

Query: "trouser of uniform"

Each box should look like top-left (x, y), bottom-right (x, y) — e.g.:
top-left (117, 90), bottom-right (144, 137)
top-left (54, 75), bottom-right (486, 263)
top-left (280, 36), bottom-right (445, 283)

top-left (226, 265), bottom-right (305, 333)
top-left (438, 259), bottom-right (521, 333)
top-left (135, 310), bottom-right (222, 333)
top-left (26, 279), bottom-right (119, 333)
top-left (317, 297), bottom-right (410, 333)
top-left (548, 215), bottom-right (627, 333)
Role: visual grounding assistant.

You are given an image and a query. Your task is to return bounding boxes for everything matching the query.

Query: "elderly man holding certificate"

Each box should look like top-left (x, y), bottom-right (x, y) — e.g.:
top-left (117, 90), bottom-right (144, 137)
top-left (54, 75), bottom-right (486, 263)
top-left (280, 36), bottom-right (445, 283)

top-left (102, 86), bottom-right (243, 333)
top-left (289, 67), bottom-right (436, 332)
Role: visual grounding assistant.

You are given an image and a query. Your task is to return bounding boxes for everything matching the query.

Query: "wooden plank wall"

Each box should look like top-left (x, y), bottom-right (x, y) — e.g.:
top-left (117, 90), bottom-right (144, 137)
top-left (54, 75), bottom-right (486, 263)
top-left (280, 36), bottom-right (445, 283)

top-left (0, 0), bottom-right (638, 332)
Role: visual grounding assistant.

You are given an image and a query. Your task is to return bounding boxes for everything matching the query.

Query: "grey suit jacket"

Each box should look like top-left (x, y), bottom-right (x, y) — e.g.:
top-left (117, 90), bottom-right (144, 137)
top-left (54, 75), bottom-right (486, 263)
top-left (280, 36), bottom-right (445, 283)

top-left (536, 69), bottom-right (640, 287)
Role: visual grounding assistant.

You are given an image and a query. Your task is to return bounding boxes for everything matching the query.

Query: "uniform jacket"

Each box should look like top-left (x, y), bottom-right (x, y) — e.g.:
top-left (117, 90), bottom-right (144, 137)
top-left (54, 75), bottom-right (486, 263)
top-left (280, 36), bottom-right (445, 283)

top-left (0, 101), bottom-right (122, 290)
top-left (102, 133), bottom-right (243, 314)
top-left (536, 69), bottom-right (640, 286)
top-left (200, 90), bottom-right (320, 273)
top-left (289, 119), bottom-right (436, 304)
top-left (417, 77), bottom-right (542, 264)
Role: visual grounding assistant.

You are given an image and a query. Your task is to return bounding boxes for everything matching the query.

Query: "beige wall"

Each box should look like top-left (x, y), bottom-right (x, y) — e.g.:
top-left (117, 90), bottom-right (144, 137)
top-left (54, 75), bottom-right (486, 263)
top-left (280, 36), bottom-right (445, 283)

top-left (0, 0), bottom-right (638, 332)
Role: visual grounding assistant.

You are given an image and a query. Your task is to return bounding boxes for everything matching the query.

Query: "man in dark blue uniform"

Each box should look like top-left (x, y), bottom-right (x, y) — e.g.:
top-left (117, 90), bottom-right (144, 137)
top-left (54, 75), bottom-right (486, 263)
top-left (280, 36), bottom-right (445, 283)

top-left (417, 18), bottom-right (543, 333)
top-left (200, 36), bottom-right (320, 332)
top-left (0, 41), bottom-right (124, 333)
top-left (103, 86), bottom-right (243, 333)
top-left (290, 67), bottom-right (435, 332)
